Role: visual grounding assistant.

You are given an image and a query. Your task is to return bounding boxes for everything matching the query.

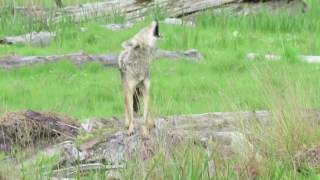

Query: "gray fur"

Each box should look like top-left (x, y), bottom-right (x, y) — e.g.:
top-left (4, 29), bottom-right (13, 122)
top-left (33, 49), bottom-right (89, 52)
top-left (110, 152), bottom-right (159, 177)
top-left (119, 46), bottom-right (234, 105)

top-left (118, 21), bottom-right (160, 137)
top-left (118, 44), bottom-right (154, 82)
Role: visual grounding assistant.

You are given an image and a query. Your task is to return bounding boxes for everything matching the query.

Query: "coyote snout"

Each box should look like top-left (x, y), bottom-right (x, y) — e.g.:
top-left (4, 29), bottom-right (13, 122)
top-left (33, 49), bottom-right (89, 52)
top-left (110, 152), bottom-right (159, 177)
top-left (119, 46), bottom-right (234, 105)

top-left (118, 21), bottom-right (161, 138)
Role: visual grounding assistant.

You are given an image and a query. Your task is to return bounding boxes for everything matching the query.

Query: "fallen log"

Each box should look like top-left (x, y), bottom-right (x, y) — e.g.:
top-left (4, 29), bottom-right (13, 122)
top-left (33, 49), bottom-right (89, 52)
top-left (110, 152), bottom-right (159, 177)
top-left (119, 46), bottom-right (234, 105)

top-left (27, 110), bottom-right (269, 178)
top-left (0, 32), bottom-right (56, 47)
top-left (53, 109), bottom-right (319, 175)
top-left (247, 53), bottom-right (320, 63)
top-left (0, 110), bottom-right (270, 152)
top-left (0, 49), bottom-right (203, 69)
top-left (9, 0), bottom-right (308, 24)
top-left (4, 109), bottom-right (319, 178)
top-left (71, 110), bottom-right (271, 162)
top-left (51, 163), bottom-right (125, 178)
top-left (51, 0), bottom-right (238, 23)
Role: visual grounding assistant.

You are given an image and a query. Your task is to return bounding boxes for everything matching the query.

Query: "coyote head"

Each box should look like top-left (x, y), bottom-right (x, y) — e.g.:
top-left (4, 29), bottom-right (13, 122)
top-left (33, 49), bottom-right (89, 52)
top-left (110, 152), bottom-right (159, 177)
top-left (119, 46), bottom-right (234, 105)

top-left (148, 20), bottom-right (161, 46)
top-left (122, 20), bottom-right (161, 49)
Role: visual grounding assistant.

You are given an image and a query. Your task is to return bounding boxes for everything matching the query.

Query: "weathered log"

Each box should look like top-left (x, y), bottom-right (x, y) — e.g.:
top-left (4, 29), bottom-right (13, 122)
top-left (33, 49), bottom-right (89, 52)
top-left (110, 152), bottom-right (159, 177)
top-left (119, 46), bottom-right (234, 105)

top-left (0, 32), bottom-right (56, 47)
top-left (51, 163), bottom-right (125, 178)
top-left (7, 0), bottom-right (308, 25)
top-left (60, 109), bottom-right (320, 164)
top-left (0, 110), bottom-right (269, 152)
top-left (29, 111), bottom-right (268, 178)
top-left (0, 49), bottom-right (203, 69)
top-left (5, 109), bottom-right (319, 178)
top-left (50, 111), bottom-right (272, 174)
top-left (51, 0), bottom-right (238, 23)
top-left (247, 53), bottom-right (320, 63)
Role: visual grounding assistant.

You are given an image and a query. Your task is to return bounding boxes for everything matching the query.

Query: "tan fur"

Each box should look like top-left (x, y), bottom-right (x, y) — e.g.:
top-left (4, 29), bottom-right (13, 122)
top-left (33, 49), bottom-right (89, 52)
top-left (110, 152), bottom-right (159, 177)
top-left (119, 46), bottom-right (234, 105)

top-left (118, 21), bottom-right (160, 138)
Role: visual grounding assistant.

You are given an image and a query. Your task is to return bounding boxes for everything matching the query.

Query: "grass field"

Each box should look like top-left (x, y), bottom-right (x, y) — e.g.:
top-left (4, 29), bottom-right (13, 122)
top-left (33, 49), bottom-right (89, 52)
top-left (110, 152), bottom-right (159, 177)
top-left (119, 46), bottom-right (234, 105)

top-left (0, 0), bottom-right (320, 179)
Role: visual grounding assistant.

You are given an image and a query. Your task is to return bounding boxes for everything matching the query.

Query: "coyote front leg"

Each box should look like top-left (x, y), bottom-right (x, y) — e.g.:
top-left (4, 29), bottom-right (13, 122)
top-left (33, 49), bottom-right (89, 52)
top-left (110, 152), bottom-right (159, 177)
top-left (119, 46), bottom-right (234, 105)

top-left (124, 80), bottom-right (137, 135)
top-left (142, 79), bottom-right (154, 138)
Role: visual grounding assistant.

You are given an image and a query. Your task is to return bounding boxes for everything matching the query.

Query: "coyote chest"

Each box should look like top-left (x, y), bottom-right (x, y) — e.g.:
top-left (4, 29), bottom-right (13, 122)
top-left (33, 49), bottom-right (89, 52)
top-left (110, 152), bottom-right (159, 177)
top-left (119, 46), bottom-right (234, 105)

top-left (120, 45), bottom-right (154, 81)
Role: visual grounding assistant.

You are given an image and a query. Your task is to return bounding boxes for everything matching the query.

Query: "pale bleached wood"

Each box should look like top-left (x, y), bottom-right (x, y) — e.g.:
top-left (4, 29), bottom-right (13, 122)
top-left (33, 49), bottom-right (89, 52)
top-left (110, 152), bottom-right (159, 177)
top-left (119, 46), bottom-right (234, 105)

top-left (8, 109), bottom-right (319, 178)
top-left (0, 49), bottom-right (203, 69)
top-left (51, 163), bottom-right (125, 178)
top-left (57, 110), bottom-right (272, 166)
top-left (0, 32), bottom-right (56, 47)
top-left (60, 109), bottom-right (319, 166)
top-left (51, 0), bottom-right (238, 23)
top-left (247, 53), bottom-right (320, 63)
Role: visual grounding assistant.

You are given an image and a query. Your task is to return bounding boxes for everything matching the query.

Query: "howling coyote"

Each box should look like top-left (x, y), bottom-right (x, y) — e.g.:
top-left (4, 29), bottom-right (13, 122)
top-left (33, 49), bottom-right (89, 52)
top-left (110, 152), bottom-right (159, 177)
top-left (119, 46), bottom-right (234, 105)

top-left (118, 21), bottom-right (161, 137)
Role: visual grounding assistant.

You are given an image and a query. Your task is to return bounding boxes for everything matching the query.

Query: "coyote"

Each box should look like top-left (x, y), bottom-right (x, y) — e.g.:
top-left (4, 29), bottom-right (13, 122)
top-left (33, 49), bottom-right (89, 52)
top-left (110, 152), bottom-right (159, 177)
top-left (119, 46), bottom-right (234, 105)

top-left (118, 21), bottom-right (161, 137)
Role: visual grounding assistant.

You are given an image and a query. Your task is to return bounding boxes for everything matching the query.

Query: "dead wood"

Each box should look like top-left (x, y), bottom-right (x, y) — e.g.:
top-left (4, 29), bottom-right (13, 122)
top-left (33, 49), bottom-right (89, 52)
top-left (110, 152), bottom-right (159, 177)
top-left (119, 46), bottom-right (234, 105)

top-left (247, 53), bottom-right (320, 63)
top-left (57, 109), bottom-right (319, 168)
top-left (7, 0), bottom-right (308, 25)
top-left (3, 109), bottom-right (318, 177)
top-left (0, 49), bottom-right (203, 69)
top-left (50, 0), bottom-right (238, 23)
top-left (51, 163), bottom-right (125, 178)
top-left (0, 32), bottom-right (56, 47)
top-left (52, 111), bottom-right (272, 173)
top-left (0, 110), bottom-right (80, 151)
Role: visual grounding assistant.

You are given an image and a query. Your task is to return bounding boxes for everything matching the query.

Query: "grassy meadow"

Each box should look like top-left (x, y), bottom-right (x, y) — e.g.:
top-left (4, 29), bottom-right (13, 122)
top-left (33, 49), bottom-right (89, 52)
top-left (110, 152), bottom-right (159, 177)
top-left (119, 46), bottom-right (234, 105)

top-left (0, 0), bottom-right (320, 179)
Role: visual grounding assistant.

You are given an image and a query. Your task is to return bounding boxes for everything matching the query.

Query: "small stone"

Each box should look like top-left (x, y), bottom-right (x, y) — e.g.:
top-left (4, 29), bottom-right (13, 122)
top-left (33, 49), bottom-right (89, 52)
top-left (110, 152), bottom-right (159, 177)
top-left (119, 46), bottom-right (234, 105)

top-left (163, 18), bottom-right (195, 27)
top-left (232, 31), bottom-right (239, 37)
top-left (80, 27), bottom-right (87, 32)
top-left (104, 22), bottom-right (134, 30)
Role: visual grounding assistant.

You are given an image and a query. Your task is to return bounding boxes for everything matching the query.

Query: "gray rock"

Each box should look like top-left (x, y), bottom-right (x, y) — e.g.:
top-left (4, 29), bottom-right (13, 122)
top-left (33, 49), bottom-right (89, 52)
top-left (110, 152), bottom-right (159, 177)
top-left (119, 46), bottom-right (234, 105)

top-left (163, 18), bottom-right (195, 27)
top-left (103, 22), bottom-right (134, 30)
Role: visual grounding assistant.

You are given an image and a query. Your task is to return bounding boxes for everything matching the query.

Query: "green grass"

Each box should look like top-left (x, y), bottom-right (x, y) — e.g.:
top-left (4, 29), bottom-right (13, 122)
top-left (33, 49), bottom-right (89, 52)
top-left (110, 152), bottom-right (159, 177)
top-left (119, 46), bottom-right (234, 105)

top-left (0, 0), bottom-right (320, 179)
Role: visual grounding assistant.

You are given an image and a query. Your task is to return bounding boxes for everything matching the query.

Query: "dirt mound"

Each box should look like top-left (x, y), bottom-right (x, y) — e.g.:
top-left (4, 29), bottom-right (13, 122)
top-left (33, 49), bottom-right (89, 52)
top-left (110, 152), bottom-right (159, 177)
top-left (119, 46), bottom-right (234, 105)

top-left (0, 110), bottom-right (80, 151)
